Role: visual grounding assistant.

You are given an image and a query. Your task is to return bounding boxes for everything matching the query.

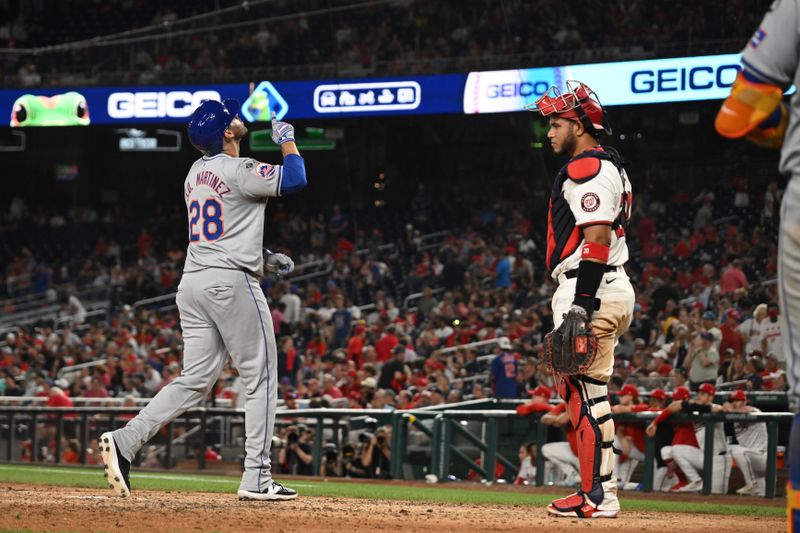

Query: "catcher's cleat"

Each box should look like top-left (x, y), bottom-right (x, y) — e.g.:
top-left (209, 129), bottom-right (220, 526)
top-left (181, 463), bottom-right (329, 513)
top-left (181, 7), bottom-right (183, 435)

top-left (237, 482), bottom-right (298, 501)
top-left (547, 491), bottom-right (618, 519)
top-left (99, 432), bottom-right (131, 497)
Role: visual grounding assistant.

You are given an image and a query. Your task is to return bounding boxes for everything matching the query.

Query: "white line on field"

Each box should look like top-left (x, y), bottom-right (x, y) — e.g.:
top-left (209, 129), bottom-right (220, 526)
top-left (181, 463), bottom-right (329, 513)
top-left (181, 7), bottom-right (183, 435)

top-left (0, 465), bottom-right (313, 487)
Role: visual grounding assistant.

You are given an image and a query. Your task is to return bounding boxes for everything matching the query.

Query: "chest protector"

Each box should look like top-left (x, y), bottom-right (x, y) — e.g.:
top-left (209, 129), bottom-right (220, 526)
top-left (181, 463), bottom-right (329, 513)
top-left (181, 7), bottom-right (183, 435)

top-left (546, 146), bottom-right (629, 273)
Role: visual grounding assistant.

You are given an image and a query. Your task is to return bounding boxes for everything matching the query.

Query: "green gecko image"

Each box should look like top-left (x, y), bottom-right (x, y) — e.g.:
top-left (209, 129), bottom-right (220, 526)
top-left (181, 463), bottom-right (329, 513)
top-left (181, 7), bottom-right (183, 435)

top-left (10, 91), bottom-right (90, 126)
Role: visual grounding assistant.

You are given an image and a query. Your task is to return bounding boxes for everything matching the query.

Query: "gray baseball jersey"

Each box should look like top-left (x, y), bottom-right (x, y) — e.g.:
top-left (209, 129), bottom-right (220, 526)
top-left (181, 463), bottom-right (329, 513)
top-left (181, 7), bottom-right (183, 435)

top-left (742, 0), bottom-right (800, 176)
top-left (743, 0), bottom-right (800, 401)
top-left (111, 152), bottom-right (287, 494)
top-left (184, 154), bottom-right (285, 275)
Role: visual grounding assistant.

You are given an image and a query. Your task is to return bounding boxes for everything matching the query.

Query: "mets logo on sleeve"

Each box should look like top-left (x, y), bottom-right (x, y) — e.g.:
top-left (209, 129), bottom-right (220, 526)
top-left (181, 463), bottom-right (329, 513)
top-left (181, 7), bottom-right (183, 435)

top-left (256, 163), bottom-right (275, 179)
top-left (581, 192), bottom-right (600, 212)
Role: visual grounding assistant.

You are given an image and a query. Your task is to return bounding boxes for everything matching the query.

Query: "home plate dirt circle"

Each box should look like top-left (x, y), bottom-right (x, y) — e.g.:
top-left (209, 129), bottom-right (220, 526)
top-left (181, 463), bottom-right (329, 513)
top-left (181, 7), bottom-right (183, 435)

top-left (0, 484), bottom-right (784, 532)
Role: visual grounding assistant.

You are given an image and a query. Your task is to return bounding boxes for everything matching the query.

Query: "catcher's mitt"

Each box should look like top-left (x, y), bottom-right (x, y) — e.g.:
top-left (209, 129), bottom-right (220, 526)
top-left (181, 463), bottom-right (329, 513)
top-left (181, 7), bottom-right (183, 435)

top-left (544, 306), bottom-right (598, 375)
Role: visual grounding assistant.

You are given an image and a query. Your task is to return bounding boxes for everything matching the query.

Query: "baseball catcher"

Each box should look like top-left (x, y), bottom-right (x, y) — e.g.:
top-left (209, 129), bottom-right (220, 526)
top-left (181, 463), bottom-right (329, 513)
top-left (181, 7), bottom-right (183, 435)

top-left (531, 80), bottom-right (635, 518)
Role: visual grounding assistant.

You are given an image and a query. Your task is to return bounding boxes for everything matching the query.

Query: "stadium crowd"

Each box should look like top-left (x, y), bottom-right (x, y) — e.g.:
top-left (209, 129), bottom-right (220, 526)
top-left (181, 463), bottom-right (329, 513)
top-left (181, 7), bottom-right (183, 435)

top-left (1, 0), bottom-right (770, 87)
top-left (0, 154), bottom-right (788, 485)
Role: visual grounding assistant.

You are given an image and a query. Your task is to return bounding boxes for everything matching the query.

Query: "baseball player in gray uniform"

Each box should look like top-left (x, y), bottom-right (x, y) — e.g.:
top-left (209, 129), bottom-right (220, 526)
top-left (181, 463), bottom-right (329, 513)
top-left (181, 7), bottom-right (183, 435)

top-left (99, 98), bottom-right (306, 501)
top-left (714, 0), bottom-right (800, 524)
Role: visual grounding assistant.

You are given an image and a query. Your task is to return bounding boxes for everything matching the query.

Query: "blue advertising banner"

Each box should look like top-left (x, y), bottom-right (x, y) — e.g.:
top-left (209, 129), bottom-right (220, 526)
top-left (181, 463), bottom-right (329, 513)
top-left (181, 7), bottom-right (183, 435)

top-left (2, 53), bottom-right (781, 127)
top-left (2, 74), bottom-right (466, 127)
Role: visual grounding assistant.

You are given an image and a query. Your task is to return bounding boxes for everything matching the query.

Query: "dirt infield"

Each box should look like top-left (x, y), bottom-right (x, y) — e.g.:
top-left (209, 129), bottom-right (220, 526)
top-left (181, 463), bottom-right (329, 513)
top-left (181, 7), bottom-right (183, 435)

top-left (0, 484), bottom-right (785, 533)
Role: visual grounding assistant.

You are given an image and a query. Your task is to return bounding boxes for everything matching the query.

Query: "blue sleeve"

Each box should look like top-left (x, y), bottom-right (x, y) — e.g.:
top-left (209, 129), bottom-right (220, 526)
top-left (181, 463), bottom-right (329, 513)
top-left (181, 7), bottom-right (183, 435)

top-left (279, 154), bottom-right (307, 195)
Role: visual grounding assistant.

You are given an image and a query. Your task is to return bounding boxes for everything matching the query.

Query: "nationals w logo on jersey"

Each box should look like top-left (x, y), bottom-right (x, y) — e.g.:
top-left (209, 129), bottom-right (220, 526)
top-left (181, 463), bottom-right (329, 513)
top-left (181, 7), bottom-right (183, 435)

top-left (581, 192), bottom-right (600, 212)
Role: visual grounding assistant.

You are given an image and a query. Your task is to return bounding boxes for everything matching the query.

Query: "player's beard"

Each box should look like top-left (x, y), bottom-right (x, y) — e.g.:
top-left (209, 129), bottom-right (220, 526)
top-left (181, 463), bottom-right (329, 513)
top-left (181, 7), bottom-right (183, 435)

top-left (556, 126), bottom-right (577, 156)
top-left (233, 122), bottom-right (248, 141)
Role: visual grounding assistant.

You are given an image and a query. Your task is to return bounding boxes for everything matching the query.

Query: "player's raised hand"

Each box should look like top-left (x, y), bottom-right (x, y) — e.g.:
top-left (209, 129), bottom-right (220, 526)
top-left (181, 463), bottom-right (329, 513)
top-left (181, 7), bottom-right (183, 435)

top-left (265, 250), bottom-right (295, 275)
top-left (271, 111), bottom-right (295, 145)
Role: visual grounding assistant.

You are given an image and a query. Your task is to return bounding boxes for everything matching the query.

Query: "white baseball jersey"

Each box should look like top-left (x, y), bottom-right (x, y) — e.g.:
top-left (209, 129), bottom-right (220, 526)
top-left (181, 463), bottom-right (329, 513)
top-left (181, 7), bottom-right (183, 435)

top-left (760, 319), bottom-right (783, 360)
top-left (695, 421), bottom-right (728, 455)
top-left (183, 154), bottom-right (285, 275)
top-left (737, 318), bottom-right (765, 355)
top-left (549, 155), bottom-right (632, 280)
top-left (733, 407), bottom-right (768, 452)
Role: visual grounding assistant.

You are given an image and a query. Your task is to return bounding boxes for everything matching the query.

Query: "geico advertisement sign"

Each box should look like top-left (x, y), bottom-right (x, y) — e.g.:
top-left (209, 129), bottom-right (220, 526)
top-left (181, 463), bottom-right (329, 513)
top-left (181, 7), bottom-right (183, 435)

top-left (107, 90), bottom-right (221, 119)
top-left (463, 54), bottom-right (746, 114)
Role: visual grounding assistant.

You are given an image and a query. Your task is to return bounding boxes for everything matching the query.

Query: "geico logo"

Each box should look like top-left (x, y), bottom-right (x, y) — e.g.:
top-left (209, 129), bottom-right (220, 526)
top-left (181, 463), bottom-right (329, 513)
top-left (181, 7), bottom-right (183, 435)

top-left (630, 65), bottom-right (741, 94)
top-left (108, 90), bottom-right (222, 119)
top-left (486, 81), bottom-right (550, 99)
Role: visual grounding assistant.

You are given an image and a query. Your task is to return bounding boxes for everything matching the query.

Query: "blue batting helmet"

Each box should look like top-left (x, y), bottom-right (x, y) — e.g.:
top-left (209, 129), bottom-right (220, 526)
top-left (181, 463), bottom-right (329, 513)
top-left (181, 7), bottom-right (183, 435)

top-left (187, 98), bottom-right (241, 155)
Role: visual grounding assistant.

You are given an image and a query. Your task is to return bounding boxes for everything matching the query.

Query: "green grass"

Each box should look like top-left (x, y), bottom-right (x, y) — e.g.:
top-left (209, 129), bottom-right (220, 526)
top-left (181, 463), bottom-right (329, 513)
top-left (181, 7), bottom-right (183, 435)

top-left (0, 464), bottom-right (783, 518)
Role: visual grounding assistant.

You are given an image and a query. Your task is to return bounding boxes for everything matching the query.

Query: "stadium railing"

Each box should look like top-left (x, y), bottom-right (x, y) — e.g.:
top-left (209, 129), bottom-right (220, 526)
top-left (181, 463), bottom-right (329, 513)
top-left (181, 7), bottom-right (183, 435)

top-left (0, 402), bottom-right (789, 498)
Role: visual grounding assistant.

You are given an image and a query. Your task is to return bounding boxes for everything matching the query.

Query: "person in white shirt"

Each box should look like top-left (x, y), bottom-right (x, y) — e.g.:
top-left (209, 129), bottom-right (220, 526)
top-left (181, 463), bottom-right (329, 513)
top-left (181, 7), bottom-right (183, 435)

top-left (737, 303), bottom-right (768, 355)
top-left (725, 390), bottom-right (768, 496)
top-left (515, 441), bottom-right (538, 485)
top-left (760, 303), bottom-right (784, 365)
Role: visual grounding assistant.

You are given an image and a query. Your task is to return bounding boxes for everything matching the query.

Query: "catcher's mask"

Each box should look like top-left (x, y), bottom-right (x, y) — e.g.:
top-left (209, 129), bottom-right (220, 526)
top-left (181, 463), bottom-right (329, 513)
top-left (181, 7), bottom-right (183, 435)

top-left (528, 80), bottom-right (611, 136)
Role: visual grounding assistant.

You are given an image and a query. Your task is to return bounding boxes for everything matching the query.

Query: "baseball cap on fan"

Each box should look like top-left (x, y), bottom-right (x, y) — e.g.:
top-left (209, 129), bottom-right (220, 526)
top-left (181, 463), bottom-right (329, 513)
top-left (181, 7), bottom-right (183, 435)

top-left (698, 383), bottom-right (717, 396)
top-left (730, 390), bottom-right (747, 402)
top-left (619, 384), bottom-right (639, 398)
top-left (672, 386), bottom-right (691, 401)
top-left (650, 389), bottom-right (668, 401)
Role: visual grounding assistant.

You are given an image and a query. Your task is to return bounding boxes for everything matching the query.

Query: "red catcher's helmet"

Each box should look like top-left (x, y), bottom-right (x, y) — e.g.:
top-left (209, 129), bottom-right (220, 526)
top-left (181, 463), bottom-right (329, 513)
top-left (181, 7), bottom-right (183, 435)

top-left (531, 80), bottom-right (611, 135)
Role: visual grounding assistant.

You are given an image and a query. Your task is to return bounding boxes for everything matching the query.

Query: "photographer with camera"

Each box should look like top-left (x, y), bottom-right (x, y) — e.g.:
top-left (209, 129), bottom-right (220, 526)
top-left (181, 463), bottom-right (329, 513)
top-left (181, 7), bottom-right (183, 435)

top-left (278, 424), bottom-right (314, 476)
top-left (319, 442), bottom-right (343, 477)
top-left (361, 425), bottom-right (392, 479)
top-left (340, 443), bottom-right (368, 478)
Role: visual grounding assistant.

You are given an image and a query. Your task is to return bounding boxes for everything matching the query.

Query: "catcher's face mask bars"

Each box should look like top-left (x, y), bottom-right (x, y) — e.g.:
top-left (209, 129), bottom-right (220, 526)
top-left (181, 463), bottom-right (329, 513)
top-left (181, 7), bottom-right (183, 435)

top-left (525, 80), bottom-right (599, 116)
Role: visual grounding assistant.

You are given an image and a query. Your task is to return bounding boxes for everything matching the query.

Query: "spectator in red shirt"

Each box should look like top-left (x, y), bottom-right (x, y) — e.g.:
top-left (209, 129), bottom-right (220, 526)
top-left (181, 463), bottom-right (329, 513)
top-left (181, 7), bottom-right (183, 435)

top-left (636, 212), bottom-right (656, 247)
top-left (47, 386), bottom-right (76, 423)
top-left (719, 309), bottom-right (745, 363)
top-left (136, 228), bottom-right (153, 258)
top-left (375, 326), bottom-right (399, 363)
top-left (321, 374), bottom-right (343, 399)
top-left (347, 324), bottom-right (366, 368)
top-left (719, 259), bottom-right (748, 295)
top-left (82, 377), bottom-right (109, 399)
top-left (306, 333), bottom-right (327, 358)
top-left (673, 229), bottom-right (693, 258)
